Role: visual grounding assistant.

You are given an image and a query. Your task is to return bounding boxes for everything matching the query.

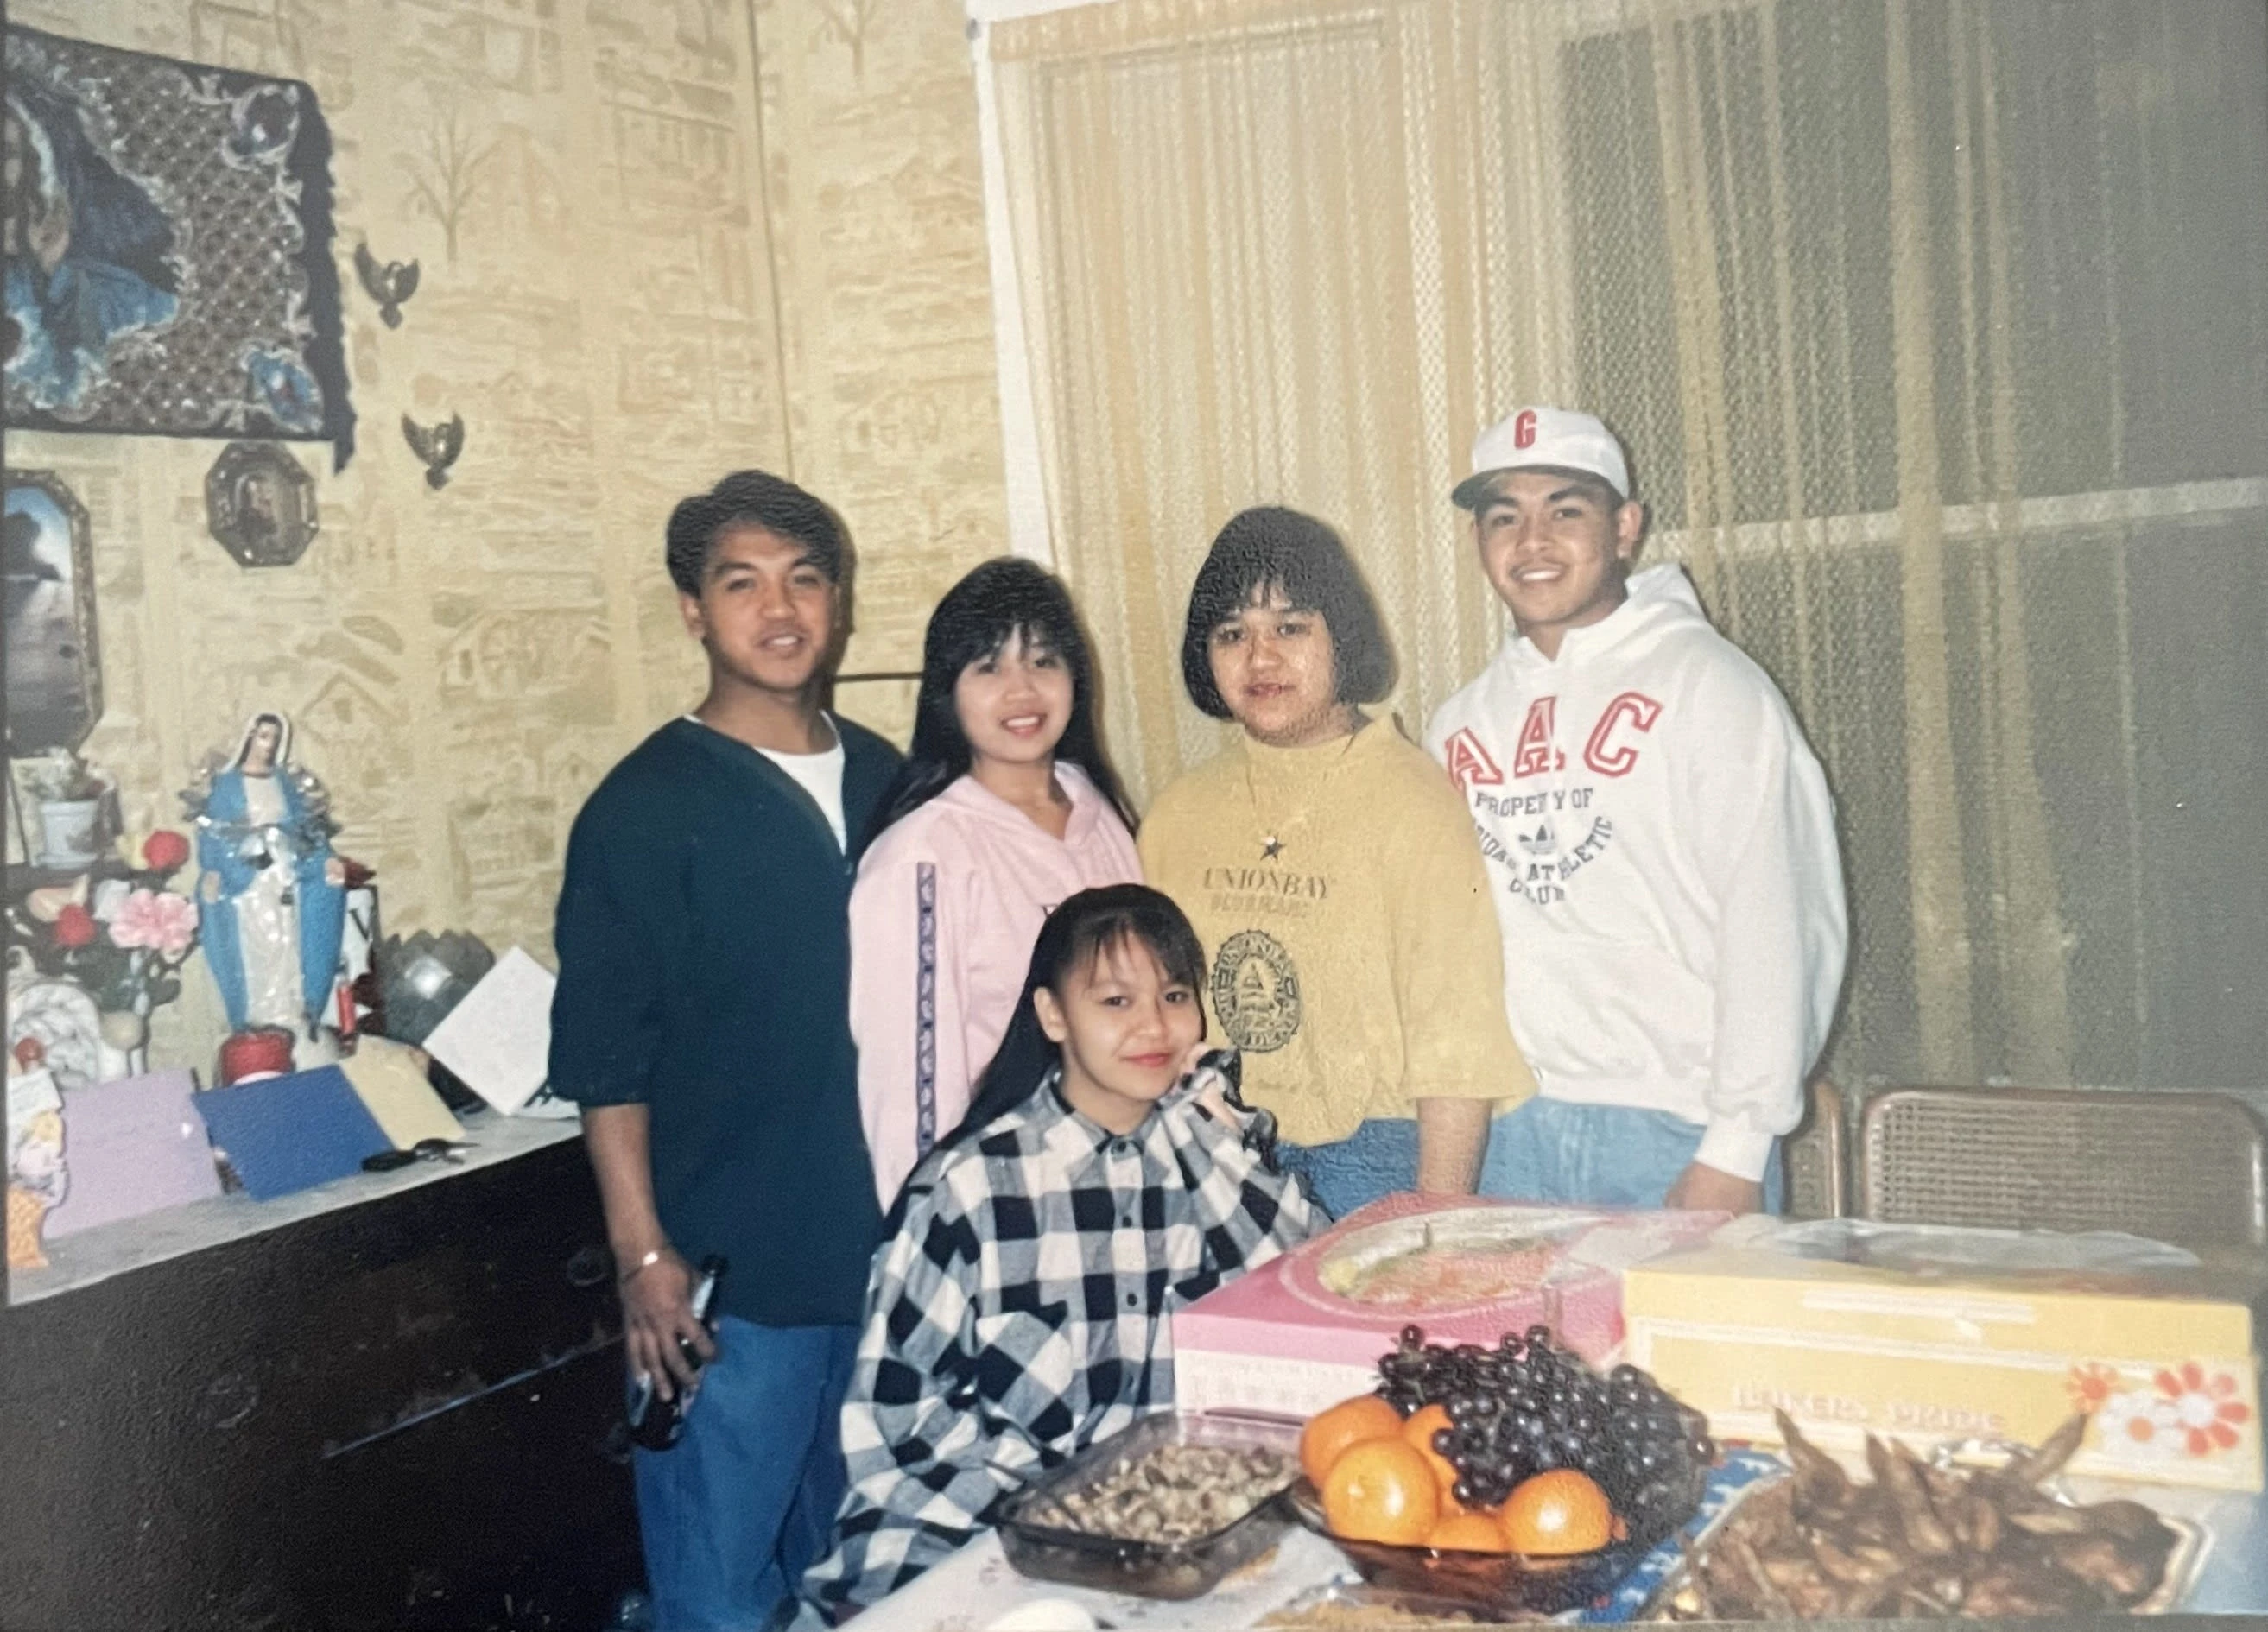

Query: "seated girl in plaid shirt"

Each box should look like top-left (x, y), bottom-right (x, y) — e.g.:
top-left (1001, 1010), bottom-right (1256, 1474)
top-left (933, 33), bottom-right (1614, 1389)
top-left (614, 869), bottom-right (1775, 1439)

top-left (802, 884), bottom-right (1320, 1616)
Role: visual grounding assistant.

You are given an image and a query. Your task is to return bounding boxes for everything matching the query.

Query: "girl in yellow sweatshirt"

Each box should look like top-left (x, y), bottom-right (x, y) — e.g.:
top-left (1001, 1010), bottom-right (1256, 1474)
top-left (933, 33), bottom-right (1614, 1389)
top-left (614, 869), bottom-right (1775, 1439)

top-left (1138, 507), bottom-right (1533, 1218)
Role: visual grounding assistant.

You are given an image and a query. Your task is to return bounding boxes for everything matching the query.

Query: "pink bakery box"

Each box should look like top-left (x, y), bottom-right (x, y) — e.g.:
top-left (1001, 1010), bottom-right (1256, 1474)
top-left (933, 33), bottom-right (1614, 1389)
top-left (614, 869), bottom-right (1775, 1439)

top-left (1171, 1193), bottom-right (1728, 1420)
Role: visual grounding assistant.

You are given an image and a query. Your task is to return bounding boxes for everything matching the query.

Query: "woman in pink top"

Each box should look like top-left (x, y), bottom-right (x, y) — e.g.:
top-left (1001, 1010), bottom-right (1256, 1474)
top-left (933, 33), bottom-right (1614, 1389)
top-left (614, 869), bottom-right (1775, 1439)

top-left (851, 558), bottom-right (1142, 1207)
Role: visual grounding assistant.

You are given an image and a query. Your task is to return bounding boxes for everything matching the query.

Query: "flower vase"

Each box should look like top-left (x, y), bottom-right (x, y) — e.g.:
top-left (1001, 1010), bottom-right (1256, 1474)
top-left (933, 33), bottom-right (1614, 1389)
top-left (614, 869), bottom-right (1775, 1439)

top-left (37, 799), bottom-right (103, 869)
top-left (97, 1008), bottom-right (149, 1080)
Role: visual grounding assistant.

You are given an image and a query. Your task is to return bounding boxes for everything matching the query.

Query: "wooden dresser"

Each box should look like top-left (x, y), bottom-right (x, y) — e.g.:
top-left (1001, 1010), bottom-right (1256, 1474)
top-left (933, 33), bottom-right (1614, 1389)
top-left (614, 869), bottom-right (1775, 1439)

top-left (0, 1116), bottom-right (641, 1631)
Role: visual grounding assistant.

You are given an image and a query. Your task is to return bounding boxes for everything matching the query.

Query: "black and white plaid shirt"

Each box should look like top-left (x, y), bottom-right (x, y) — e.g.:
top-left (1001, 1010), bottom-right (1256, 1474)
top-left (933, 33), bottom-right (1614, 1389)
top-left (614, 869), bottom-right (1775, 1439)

top-left (802, 1053), bottom-right (1317, 1615)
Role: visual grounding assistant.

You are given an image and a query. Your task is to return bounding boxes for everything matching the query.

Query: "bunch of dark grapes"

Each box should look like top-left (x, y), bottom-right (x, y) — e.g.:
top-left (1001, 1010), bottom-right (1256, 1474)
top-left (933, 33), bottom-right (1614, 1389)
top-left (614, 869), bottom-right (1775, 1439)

top-left (1376, 1324), bottom-right (1714, 1528)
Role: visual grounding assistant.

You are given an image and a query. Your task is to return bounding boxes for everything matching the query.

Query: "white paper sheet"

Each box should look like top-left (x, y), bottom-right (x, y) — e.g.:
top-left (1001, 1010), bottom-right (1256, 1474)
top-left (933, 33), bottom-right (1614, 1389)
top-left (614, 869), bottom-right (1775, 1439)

top-left (421, 946), bottom-right (556, 1114)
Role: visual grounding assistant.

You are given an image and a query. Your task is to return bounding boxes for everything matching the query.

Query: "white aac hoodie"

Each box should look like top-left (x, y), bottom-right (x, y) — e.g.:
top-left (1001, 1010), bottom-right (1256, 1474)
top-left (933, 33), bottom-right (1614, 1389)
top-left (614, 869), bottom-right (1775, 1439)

top-left (1424, 564), bottom-right (1847, 1181)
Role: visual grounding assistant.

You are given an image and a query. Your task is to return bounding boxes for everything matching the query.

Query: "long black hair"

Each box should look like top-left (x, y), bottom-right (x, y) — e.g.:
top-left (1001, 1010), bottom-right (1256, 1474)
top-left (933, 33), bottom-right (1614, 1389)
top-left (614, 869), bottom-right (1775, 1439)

top-left (953, 884), bottom-right (1207, 1146)
top-left (1179, 507), bottom-right (1396, 718)
top-left (865, 557), bottom-right (1137, 846)
top-left (878, 885), bottom-right (1212, 1235)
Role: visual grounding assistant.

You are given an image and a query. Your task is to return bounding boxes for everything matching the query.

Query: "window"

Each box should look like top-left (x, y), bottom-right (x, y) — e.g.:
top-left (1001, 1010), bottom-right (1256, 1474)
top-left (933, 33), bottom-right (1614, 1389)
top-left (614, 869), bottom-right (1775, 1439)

top-left (982, 0), bottom-right (2268, 1096)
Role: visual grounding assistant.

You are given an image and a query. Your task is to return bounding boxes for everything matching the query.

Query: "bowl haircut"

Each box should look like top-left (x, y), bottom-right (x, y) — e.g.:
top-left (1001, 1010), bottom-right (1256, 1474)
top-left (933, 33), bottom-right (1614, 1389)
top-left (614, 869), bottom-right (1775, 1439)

top-left (1178, 506), bottom-right (1396, 718)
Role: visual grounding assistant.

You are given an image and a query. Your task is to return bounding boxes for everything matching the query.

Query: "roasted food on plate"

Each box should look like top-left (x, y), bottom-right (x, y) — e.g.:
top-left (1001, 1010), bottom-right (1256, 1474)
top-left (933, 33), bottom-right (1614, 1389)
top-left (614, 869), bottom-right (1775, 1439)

top-left (1652, 1410), bottom-right (2184, 1620)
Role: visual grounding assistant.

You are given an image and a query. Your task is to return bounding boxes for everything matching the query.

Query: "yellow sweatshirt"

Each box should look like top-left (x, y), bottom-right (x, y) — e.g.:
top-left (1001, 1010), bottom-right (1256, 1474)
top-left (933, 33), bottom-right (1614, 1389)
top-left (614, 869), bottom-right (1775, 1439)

top-left (1139, 719), bottom-right (1535, 1147)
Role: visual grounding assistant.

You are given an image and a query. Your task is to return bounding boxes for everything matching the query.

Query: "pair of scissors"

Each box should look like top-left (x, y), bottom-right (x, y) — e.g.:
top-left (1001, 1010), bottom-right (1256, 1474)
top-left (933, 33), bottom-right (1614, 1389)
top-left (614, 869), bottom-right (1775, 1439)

top-left (361, 1136), bottom-right (471, 1173)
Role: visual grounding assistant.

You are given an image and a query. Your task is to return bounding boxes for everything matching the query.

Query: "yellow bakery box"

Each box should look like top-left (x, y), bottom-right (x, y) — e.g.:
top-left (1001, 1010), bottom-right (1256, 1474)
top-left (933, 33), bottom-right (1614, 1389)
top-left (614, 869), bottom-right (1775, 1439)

top-left (1623, 1218), bottom-right (2265, 1492)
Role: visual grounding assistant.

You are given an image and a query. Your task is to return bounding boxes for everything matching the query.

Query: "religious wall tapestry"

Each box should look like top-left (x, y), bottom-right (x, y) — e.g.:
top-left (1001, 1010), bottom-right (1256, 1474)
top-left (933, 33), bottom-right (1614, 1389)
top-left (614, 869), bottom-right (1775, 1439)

top-left (3, 27), bottom-right (354, 467)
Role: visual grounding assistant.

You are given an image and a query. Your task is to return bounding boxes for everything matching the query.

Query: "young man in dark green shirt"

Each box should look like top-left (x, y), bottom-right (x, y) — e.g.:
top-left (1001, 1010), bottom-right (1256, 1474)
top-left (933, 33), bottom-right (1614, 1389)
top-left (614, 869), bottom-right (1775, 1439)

top-left (549, 471), bottom-right (902, 1630)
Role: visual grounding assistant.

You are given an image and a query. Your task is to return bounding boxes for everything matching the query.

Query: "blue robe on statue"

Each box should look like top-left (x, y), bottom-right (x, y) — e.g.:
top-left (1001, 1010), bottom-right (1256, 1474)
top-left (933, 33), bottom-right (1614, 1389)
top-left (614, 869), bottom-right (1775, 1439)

top-left (195, 764), bottom-right (345, 1034)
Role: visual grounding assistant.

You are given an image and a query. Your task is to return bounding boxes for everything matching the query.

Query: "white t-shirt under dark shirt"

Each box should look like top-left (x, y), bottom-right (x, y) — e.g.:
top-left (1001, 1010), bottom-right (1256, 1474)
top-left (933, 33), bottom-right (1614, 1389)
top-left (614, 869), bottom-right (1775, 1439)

top-left (686, 713), bottom-right (849, 851)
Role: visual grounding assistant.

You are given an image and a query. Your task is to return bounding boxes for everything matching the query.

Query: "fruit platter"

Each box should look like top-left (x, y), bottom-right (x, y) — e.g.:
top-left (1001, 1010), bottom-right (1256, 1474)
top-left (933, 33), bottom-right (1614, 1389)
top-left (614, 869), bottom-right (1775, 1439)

top-left (1289, 1323), bottom-right (1714, 1614)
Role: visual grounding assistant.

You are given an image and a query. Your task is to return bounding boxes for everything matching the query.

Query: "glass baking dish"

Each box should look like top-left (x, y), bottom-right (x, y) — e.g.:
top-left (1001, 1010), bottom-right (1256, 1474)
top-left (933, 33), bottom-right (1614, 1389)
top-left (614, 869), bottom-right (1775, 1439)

top-left (998, 1410), bottom-right (1304, 1601)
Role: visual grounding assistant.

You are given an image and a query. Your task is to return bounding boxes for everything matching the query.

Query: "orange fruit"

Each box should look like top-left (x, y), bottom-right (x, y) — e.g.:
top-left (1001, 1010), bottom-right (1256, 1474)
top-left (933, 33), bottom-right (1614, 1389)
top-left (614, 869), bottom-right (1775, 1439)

top-left (1401, 1403), bottom-right (1459, 1491)
top-left (1321, 1439), bottom-right (1441, 1547)
top-left (1428, 1510), bottom-right (1514, 1553)
top-left (1300, 1394), bottom-right (1404, 1486)
top-left (1499, 1469), bottom-right (1616, 1556)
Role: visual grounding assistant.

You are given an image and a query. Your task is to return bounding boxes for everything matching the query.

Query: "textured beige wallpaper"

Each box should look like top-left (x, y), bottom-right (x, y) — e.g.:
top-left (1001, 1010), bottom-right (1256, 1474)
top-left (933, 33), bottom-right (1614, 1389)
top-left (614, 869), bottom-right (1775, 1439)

top-left (3, 0), bottom-right (1005, 1072)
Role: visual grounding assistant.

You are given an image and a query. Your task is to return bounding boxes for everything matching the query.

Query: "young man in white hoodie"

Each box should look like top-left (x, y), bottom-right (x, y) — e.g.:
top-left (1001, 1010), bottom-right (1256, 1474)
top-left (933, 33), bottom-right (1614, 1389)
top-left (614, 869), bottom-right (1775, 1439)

top-left (1424, 407), bottom-right (1847, 1214)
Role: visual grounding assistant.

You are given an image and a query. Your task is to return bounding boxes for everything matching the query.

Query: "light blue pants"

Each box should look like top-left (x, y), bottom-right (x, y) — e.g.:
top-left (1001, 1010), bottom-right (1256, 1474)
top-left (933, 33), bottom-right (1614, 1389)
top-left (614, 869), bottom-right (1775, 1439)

top-left (1479, 1097), bottom-right (1786, 1212)
top-left (1277, 1117), bottom-right (1417, 1221)
top-left (632, 1315), bottom-right (859, 1632)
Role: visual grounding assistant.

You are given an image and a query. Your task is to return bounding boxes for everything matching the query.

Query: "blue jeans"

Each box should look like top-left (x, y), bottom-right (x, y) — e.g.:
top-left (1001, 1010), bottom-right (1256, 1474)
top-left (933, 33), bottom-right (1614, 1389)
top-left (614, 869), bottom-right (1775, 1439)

top-left (1479, 1097), bottom-right (1785, 1212)
top-left (633, 1315), bottom-right (859, 1632)
top-left (1277, 1117), bottom-right (1417, 1221)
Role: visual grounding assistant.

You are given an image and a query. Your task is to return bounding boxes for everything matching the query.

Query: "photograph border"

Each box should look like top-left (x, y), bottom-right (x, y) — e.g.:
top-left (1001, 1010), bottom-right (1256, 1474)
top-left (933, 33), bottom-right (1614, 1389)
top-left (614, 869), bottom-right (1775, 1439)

top-left (3, 468), bottom-right (104, 752)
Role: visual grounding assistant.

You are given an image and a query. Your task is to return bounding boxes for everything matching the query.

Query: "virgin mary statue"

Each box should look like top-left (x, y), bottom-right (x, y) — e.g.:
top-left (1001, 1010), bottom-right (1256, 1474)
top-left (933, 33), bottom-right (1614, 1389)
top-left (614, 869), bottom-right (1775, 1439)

top-left (183, 712), bottom-right (347, 1038)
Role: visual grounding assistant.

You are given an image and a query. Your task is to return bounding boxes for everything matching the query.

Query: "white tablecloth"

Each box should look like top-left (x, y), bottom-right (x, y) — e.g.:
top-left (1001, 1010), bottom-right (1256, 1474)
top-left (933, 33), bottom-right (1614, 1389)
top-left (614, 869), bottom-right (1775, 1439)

top-left (846, 1525), bottom-right (1354, 1632)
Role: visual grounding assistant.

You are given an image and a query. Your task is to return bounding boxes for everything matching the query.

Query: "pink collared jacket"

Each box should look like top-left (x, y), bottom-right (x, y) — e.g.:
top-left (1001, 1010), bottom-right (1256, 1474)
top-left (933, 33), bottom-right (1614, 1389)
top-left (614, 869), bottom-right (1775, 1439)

top-left (849, 764), bottom-right (1140, 1208)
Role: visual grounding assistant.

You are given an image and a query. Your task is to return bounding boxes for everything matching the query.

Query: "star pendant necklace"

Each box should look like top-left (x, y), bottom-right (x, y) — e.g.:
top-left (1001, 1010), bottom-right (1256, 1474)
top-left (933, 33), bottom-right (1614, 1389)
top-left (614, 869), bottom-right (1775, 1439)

top-left (1245, 729), bottom-right (1358, 863)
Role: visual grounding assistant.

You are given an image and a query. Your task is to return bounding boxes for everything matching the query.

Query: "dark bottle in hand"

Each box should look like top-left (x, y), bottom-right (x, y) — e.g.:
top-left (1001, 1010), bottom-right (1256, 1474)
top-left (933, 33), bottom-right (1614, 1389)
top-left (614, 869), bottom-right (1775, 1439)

top-left (625, 1256), bottom-right (726, 1452)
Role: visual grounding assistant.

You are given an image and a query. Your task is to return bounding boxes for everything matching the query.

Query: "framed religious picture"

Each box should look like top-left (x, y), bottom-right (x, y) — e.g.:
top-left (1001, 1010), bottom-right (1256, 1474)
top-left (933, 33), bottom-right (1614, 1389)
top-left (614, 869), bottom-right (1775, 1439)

top-left (3, 26), bottom-right (355, 466)
top-left (205, 441), bottom-right (318, 566)
top-left (3, 470), bottom-right (101, 752)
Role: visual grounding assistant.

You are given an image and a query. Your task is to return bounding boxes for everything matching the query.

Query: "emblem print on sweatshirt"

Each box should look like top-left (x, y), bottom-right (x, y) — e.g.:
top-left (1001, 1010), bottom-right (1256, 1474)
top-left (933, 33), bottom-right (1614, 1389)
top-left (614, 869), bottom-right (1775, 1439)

top-left (1210, 928), bottom-right (1302, 1052)
top-left (1443, 693), bottom-right (1663, 908)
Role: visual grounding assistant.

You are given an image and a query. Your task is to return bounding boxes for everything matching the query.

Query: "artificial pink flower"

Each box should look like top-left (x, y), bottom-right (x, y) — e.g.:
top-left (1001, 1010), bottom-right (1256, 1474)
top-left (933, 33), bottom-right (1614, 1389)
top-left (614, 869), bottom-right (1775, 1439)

top-left (109, 889), bottom-right (199, 958)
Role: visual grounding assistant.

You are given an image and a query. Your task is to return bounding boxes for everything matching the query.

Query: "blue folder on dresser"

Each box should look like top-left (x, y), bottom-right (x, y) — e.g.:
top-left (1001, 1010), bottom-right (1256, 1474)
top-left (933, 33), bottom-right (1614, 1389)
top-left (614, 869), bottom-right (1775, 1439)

top-left (190, 1066), bottom-right (392, 1201)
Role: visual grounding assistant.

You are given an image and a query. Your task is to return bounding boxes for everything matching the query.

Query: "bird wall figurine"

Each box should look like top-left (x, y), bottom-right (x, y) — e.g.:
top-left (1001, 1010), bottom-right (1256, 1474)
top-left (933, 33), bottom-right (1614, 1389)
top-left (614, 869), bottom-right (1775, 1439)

top-left (402, 414), bottom-right (466, 490)
top-left (353, 243), bottom-right (420, 328)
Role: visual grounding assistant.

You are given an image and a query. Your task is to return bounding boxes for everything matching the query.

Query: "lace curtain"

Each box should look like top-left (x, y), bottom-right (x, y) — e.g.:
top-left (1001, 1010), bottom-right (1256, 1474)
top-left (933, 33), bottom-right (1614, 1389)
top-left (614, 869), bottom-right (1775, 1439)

top-left (985, 0), bottom-right (2268, 1096)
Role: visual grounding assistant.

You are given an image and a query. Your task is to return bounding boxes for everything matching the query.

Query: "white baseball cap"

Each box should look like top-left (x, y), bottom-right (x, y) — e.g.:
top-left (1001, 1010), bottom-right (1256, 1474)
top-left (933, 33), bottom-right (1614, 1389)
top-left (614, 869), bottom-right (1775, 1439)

top-left (1452, 406), bottom-right (1631, 509)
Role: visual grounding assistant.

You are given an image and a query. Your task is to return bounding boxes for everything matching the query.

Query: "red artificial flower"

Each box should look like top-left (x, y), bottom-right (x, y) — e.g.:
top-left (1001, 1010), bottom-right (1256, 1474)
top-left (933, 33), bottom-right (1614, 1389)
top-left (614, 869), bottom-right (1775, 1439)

top-left (143, 829), bottom-right (192, 871)
top-left (54, 903), bottom-right (98, 948)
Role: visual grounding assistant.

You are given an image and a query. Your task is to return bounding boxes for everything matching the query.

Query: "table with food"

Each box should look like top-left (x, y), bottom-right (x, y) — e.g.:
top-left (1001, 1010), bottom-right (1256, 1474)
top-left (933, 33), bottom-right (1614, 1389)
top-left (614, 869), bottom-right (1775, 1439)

top-left (849, 1197), bottom-right (2268, 1629)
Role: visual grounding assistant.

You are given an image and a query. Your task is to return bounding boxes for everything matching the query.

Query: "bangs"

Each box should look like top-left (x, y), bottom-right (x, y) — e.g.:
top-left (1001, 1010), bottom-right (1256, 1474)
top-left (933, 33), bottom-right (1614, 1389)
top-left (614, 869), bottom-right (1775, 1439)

top-left (926, 560), bottom-right (1086, 679)
top-left (1224, 572), bottom-right (1315, 620)
top-left (966, 618), bottom-right (1064, 669)
top-left (1056, 907), bottom-right (1206, 998)
top-left (1191, 553), bottom-right (1327, 637)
